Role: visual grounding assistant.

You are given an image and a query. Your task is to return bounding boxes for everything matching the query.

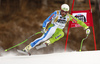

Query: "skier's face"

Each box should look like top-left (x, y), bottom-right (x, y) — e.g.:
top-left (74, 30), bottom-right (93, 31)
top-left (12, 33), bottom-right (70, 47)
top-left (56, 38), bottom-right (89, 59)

top-left (61, 10), bottom-right (68, 17)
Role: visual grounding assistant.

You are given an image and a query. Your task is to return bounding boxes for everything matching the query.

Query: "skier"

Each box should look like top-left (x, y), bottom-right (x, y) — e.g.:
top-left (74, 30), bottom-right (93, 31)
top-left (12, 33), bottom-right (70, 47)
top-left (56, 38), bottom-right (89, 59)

top-left (21, 4), bottom-right (90, 53)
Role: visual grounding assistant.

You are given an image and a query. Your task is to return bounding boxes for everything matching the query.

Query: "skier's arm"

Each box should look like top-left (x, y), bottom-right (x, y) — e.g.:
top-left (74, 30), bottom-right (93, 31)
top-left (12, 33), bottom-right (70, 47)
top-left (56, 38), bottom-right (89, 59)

top-left (68, 14), bottom-right (89, 29)
top-left (42, 11), bottom-right (56, 28)
top-left (68, 14), bottom-right (90, 34)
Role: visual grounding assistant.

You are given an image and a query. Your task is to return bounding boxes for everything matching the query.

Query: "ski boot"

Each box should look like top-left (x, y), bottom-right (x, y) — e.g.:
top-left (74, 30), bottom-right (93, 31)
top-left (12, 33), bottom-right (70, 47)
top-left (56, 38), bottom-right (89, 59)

top-left (36, 40), bottom-right (51, 50)
top-left (17, 44), bottom-right (32, 56)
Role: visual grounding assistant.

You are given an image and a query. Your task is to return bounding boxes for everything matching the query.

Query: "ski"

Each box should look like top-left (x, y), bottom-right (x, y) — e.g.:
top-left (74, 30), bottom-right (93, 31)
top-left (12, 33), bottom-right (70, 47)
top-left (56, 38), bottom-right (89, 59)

top-left (17, 49), bottom-right (31, 56)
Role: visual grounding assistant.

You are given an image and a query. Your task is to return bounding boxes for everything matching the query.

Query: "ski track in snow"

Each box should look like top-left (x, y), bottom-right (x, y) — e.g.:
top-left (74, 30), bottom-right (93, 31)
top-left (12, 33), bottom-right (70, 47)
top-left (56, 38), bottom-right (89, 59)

top-left (0, 51), bottom-right (100, 64)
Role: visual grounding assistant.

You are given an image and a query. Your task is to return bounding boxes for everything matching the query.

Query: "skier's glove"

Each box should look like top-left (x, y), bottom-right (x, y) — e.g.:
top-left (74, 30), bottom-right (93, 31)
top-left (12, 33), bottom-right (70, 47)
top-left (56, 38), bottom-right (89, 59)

top-left (86, 28), bottom-right (90, 35)
top-left (41, 27), bottom-right (46, 33)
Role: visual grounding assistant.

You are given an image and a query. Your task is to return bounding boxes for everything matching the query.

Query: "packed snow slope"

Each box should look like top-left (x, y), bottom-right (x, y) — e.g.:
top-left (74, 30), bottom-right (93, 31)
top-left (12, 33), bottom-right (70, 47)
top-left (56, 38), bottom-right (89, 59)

top-left (0, 51), bottom-right (100, 64)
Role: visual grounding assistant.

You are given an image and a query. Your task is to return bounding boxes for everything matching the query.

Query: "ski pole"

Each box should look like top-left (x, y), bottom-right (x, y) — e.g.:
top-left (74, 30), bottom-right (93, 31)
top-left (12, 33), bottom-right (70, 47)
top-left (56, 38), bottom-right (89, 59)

top-left (5, 31), bottom-right (42, 52)
top-left (79, 34), bottom-right (88, 52)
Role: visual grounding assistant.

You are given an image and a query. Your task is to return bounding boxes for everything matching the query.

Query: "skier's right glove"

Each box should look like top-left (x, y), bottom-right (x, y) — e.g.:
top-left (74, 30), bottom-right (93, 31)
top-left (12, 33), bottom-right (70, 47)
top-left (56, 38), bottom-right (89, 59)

top-left (41, 27), bottom-right (46, 33)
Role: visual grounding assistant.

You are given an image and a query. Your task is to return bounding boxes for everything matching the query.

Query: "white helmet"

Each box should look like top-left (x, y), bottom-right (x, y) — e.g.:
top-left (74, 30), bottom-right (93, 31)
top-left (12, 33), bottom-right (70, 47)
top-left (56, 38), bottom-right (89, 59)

top-left (61, 4), bottom-right (69, 11)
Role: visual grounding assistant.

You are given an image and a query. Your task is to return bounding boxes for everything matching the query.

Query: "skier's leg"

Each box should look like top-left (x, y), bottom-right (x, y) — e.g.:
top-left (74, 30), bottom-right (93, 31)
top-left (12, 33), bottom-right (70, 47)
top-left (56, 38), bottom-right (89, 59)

top-left (23, 25), bottom-right (58, 52)
top-left (49, 30), bottom-right (64, 44)
top-left (23, 35), bottom-right (45, 52)
top-left (36, 29), bottom-right (64, 49)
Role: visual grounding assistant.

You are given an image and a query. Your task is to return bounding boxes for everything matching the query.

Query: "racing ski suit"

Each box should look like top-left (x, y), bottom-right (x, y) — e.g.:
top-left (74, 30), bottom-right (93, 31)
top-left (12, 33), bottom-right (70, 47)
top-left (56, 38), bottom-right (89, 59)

top-left (30, 10), bottom-right (89, 48)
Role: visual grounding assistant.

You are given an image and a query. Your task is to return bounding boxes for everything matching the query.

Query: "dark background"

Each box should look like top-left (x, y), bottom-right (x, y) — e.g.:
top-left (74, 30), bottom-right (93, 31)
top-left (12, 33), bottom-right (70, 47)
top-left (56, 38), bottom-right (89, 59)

top-left (0, 0), bottom-right (99, 55)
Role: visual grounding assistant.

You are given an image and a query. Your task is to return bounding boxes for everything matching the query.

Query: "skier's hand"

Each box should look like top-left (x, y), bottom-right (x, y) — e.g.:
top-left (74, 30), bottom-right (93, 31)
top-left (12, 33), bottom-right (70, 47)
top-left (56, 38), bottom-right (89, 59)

top-left (86, 28), bottom-right (90, 35)
top-left (41, 27), bottom-right (46, 33)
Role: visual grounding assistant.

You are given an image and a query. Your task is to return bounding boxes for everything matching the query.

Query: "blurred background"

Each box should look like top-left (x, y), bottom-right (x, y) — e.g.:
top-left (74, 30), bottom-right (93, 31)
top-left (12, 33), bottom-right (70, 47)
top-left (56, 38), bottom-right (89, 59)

top-left (0, 0), bottom-right (99, 55)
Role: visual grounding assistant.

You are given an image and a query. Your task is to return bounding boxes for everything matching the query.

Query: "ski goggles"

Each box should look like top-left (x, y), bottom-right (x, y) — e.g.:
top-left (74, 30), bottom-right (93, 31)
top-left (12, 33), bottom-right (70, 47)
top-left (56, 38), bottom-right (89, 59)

top-left (61, 10), bottom-right (68, 14)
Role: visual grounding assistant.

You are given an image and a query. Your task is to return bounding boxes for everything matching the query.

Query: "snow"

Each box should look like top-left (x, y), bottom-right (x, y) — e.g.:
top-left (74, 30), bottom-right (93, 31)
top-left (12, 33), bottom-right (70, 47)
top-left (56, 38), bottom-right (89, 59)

top-left (0, 51), bottom-right (100, 64)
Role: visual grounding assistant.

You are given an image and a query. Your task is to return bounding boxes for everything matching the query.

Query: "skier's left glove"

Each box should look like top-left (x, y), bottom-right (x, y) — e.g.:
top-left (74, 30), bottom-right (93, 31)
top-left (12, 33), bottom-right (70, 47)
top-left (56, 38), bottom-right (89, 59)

top-left (41, 27), bottom-right (46, 33)
top-left (86, 28), bottom-right (90, 35)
